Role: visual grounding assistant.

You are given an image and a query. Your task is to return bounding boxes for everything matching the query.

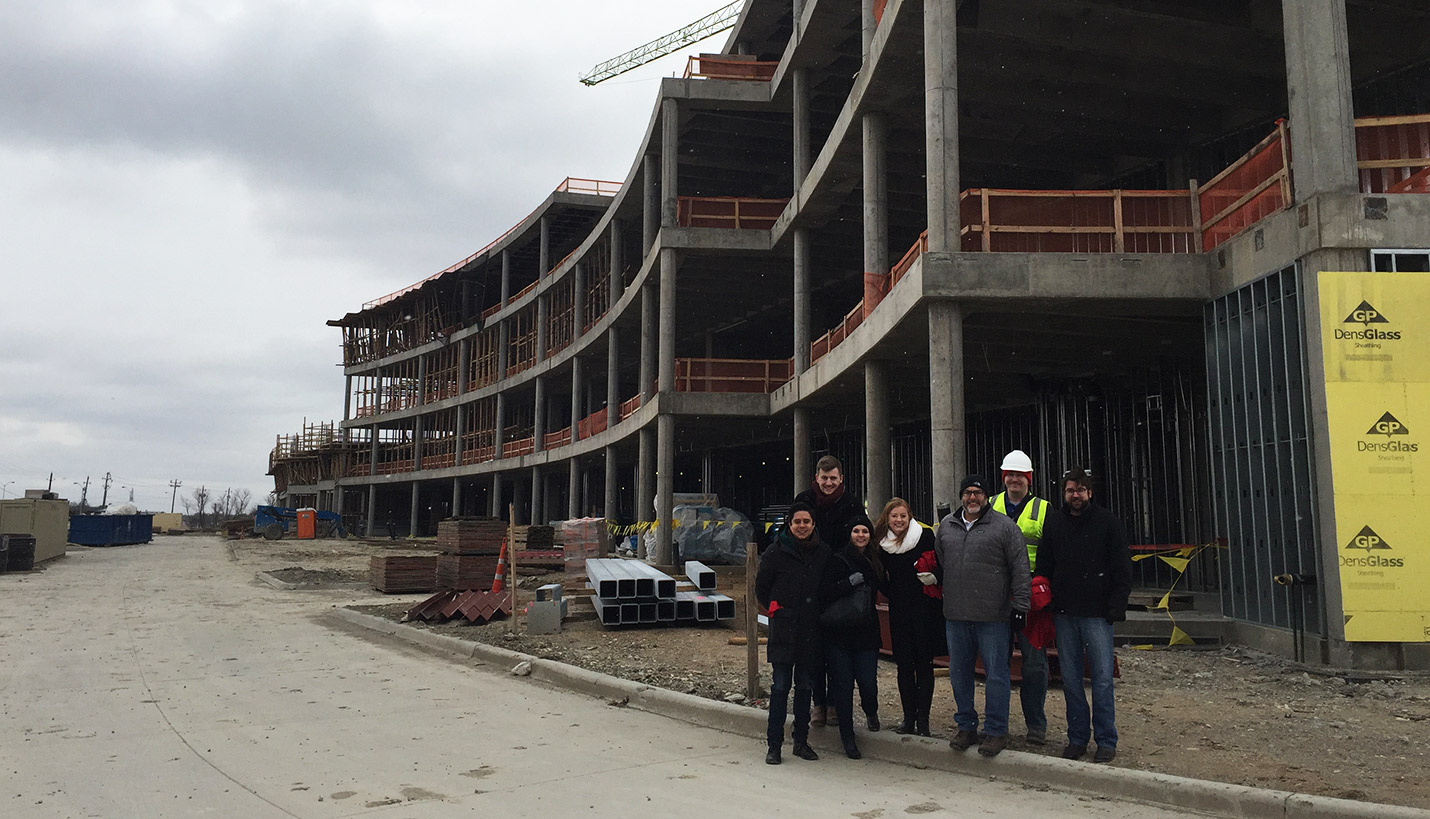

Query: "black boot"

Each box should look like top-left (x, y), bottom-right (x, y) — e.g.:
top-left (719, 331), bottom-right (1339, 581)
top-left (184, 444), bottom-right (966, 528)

top-left (843, 738), bottom-right (862, 759)
top-left (766, 746), bottom-right (782, 765)
top-left (916, 666), bottom-right (935, 736)
top-left (894, 719), bottom-right (917, 735)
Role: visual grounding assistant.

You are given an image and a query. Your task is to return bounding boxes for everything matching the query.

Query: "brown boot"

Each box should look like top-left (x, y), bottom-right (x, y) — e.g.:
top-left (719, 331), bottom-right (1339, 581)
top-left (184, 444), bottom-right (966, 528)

top-left (810, 705), bottom-right (826, 726)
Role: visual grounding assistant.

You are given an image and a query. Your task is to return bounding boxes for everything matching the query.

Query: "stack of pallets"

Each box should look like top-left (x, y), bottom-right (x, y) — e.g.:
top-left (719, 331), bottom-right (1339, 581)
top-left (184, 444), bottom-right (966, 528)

top-left (435, 517), bottom-right (506, 590)
top-left (512, 525), bottom-right (563, 569)
top-left (369, 555), bottom-right (438, 593)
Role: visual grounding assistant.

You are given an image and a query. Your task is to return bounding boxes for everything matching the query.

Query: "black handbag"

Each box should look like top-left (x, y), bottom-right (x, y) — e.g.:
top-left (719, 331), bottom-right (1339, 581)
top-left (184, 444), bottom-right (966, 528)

top-left (820, 554), bottom-right (872, 629)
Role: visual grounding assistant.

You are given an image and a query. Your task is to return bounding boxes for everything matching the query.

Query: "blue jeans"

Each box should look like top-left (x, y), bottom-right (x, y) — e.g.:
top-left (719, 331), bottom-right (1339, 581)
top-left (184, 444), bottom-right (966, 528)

top-left (1053, 615), bottom-right (1117, 749)
top-left (1016, 630), bottom-right (1048, 735)
top-left (825, 644), bottom-right (879, 740)
top-left (945, 619), bottom-right (1012, 737)
top-left (767, 661), bottom-right (814, 749)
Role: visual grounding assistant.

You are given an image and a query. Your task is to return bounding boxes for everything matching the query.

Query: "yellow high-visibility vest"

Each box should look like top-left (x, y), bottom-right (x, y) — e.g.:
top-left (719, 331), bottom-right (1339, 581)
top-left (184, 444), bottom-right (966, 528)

top-left (992, 492), bottom-right (1045, 569)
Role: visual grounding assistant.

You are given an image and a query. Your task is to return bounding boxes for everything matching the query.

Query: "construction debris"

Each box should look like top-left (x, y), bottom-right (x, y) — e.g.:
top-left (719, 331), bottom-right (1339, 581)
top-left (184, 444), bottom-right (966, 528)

top-left (403, 589), bottom-right (512, 623)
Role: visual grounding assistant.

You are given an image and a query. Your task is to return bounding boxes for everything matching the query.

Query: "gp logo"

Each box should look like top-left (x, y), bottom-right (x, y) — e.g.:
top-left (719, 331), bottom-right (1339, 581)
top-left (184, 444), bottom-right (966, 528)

top-left (1344, 301), bottom-right (1389, 326)
top-left (1366, 412), bottom-right (1410, 437)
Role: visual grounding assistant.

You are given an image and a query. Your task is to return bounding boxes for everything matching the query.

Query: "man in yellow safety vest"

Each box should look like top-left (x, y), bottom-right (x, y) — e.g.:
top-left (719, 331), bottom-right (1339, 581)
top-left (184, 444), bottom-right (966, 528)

top-left (991, 449), bottom-right (1050, 746)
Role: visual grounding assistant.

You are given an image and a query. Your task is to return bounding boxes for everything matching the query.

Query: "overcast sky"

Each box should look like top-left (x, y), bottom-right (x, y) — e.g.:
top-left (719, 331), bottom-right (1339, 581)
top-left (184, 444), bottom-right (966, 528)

top-left (0, 0), bottom-right (729, 512)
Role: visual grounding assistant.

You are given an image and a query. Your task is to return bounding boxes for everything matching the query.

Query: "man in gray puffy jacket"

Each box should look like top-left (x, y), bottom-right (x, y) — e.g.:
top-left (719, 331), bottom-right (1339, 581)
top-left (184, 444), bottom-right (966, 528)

top-left (934, 474), bottom-right (1030, 757)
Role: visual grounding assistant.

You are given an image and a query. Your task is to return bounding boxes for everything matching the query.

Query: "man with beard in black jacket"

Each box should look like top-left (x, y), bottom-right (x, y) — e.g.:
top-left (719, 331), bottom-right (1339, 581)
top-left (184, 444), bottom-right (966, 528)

top-left (1034, 467), bottom-right (1132, 764)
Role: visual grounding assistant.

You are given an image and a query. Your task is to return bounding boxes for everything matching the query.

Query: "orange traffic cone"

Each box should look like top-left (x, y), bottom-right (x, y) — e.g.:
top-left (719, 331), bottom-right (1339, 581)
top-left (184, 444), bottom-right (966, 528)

top-left (491, 539), bottom-right (508, 593)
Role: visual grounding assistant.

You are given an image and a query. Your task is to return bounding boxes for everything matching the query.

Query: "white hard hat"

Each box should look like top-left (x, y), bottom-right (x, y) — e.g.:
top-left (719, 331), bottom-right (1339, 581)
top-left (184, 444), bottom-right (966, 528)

top-left (1000, 449), bottom-right (1034, 473)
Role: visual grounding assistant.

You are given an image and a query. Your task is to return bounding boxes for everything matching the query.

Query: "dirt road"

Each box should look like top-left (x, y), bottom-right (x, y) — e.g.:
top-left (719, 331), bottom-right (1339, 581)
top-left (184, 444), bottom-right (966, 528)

top-left (234, 534), bottom-right (1430, 811)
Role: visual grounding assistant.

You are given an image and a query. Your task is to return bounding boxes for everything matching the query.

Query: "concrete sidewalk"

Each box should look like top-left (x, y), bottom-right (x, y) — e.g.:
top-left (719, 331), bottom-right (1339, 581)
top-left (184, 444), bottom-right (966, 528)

top-left (331, 607), bottom-right (1430, 819)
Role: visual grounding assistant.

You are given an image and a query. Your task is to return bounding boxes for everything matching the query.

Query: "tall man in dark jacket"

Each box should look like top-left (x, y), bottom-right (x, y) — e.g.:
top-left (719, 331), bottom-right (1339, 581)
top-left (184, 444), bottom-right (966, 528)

top-left (1034, 467), bottom-right (1132, 764)
top-left (755, 501), bottom-right (830, 765)
top-left (791, 454), bottom-right (866, 726)
top-left (934, 475), bottom-right (1030, 758)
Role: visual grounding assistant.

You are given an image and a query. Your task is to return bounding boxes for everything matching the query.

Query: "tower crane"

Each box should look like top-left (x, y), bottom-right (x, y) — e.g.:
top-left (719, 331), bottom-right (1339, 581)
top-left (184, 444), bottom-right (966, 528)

top-left (579, 2), bottom-right (741, 86)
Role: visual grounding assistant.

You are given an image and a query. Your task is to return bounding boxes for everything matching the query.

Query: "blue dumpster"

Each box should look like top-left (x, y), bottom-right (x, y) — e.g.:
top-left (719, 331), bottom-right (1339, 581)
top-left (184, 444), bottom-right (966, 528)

top-left (68, 514), bottom-right (154, 546)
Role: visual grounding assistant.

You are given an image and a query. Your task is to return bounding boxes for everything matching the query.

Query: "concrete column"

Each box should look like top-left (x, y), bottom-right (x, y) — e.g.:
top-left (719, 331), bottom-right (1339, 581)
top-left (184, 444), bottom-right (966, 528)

top-left (489, 474), bottom-right (502, 517)
top-left (609, 220), bottom-right (624, 306)
top-left (604, 446), bottom-right (619, 521)
top-left (536, 294), bottom-right (548, 361)
top-left (573, 262), bottom-right (586, 339)
top-left (793, 69), bottom-right (811, 188)
top-left (1282, 0), bottom-right (1358, 200)
top-left (571, 356), bottom-right (584, 441)
top-left (513, 474), bottom-right (528, 525)
top-left (606, 326), bottom-right (621, 427)
top-left (366, 484), bottom-right (376, 537)
top-left (497, 320), bottom-right (510, 377)
top-left (530, 468), bottom-right (543, 525)
top-left (454, 403), bottom-right (465, 465)
top-left (456, 339), bottom-right (470, 395)
top-left (637, 428), bottom-right (654, 525)
top-left (865, 361), bottom-right (891, 514)
top-left (863, 112), bottom-right (889, 294)
top-left (655, 414), bottom-right (675, 565)
top-left (412, 415), bottom-right (424, 471)
top-left (861, 0), bottom-right (876, 59)
top-left (461, 278), bottom-right (473, 325)
top-left (494, 393), bottom-right (507, 454)
top-left (409, 482), bottom-right (420, 538)
top-left (369, 424), bottom-right (379, 477)
top-left (451, 477), bottom-right (461, 517)
top-left (924, 0), bottom-right (960, 252)
top-left (568, 458), bottom-right (581, 518)
top-left (658, 249), bottom-right (677, 393)
top-left (793, 229), bottom-right (811, 371)
top-left (417, 354), bottom-right (428, 406)
top-left (640, 284), bottom-right (657, 399)
top-left (661, 99), bottom-right (679, 228)
top-left (539, 215), bottom-right (551, 276)
top-left (928, 301), bottom-right (966, 518)
top-left (343, 375), bottom-right (352, 422)
top-left (533, 376), bottom-right (546, 453)
top-left (643, 154), bottom-right (658, 254)
top-left (500, 249), bottom-right (511, 307)
top-left (793, 406), bottom-right (812, 496)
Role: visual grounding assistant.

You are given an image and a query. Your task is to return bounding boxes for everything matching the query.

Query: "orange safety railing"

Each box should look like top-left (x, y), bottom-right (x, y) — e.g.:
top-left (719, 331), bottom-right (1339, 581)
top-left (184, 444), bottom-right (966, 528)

top-left (543, 429), bottom-right (571, 450)
top-left (463, 445), bottom-right (496, 465)
top-left (889, 231), bottom-right (929, 288)
top-left (811, 301), bottom-right (867, 364)
top-left (677, 196), bottom-right (788, 230)
top-left (556, 177), bottom-right (621, 196)
top-left (1356, 114), bottom-right (1430, 193)
top-left (873, 0), bottom-right (889, 23)
top-left (684, 55), bottom-right (778, 81)
top-left (577, 408), bottom-right (609, 440)
top-left (962, 188), bottom-right (1200, 254)
top-left (502, 437), bottom-right (535, 459)
top-left (1196, 121), bottom-right (1290, 251)
top-left (674, 358), bottom-right (794, 393)
top-left (619, 394), bottom-right (643, 421)
top-left (423, 452), bottom-right (457, 470)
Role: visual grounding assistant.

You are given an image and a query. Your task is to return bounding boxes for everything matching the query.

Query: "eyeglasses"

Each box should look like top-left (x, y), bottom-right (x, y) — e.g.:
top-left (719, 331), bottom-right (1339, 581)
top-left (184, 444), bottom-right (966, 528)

top-left (960, 488), bottom-right (986, 497)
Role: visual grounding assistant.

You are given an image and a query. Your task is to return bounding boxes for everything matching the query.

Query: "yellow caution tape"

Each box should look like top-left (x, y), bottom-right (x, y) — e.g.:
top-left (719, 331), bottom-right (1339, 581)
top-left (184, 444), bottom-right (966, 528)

top-left (1130, 539), bottom-right (1226, 649)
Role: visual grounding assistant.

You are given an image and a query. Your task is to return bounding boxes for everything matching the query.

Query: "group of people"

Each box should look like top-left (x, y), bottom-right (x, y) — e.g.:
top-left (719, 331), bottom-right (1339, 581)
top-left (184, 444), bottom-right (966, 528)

top-left (754, 451), bottom-right (1132, 766)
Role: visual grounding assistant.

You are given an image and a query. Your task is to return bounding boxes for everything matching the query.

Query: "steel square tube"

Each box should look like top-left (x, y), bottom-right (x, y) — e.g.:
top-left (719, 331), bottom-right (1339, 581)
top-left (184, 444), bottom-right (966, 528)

top-left (710, 593), bottom-right (735, 620)
top-left (675, 592), bottom-right (696, 620)
top-left (656, 599), bottom-right (676, 621)
top-left (591, 595), bottom-right (622, 625)
top-left (638, 601), bottom-right (658, 623)
top-left (694, 595), bottom-right (716, 622)
top-left (621, 602), bottom-right (642, 622)
top-left (684, 560), bottom-right (716, 591)
top-left (585, 559), bottom-right (621, 599)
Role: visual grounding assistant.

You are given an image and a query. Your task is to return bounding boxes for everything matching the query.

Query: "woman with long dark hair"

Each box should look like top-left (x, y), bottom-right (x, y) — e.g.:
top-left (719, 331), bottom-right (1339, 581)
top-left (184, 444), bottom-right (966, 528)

top-left (874, 497), bottom-right (943, 736)
top-left (819, 514), bottom-right (882, 759)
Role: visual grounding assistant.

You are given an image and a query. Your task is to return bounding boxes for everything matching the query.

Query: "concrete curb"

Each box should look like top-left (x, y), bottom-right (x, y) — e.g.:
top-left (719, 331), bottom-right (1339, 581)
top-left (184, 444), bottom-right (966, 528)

top-left (327, 608), bottom-right (1429, 819)
top-left (255, 571), bottom-right (299, 590)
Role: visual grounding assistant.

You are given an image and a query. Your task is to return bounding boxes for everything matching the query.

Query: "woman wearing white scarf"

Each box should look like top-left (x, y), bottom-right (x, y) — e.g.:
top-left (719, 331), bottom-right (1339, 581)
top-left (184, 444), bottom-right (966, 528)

top-left (874, 498), bottom-right (944, 736)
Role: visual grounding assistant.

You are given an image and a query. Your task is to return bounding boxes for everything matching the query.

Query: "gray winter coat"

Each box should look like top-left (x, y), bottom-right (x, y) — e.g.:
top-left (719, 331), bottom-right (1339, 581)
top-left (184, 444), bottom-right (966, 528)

top-left (933, 508), bottom-right (1031, 622)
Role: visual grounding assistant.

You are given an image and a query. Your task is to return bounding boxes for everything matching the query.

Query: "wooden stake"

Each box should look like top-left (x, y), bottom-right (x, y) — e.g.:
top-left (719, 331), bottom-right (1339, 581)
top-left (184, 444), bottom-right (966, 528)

top-left (745, 540), bottom-right (759, 700)
top-left (508, 504), bottom-right (520, 635)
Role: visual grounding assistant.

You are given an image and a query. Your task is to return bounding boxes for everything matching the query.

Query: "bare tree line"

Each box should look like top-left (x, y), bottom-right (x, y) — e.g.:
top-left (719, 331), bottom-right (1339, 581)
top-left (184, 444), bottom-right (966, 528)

top-left (180, 486), bottom-right (254, 528)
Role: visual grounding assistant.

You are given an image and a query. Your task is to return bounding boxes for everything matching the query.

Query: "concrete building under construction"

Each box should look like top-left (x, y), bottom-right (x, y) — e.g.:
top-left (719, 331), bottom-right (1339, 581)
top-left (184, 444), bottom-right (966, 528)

top-left (269, 0), bottom-right (1430, 669)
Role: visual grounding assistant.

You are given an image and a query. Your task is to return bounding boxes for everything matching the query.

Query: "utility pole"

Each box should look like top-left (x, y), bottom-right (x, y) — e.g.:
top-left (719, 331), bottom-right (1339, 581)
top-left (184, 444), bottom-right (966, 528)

top-left (170, 479), bottom-right (183, 513)
top-left (100, 472), bottom-right (113, 507)
top-left (80, 476), bottom-right (90, 508)
top-left (47, 472), bottom-right (53, 492)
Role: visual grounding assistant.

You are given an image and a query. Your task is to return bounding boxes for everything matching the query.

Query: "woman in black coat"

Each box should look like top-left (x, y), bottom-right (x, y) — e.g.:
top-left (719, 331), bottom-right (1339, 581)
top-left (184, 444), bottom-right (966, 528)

top-left (874, 497), bottom-right (944, 736)
top-left (820, 513), bottom-right (882, 759)
top-left (755, 501), bottom-right (830, 765)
